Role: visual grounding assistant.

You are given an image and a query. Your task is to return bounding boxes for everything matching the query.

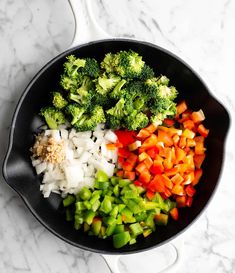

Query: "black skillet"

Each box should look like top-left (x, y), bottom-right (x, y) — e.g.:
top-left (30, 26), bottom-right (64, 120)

top-left (2, 0), bottom-right (230, 272)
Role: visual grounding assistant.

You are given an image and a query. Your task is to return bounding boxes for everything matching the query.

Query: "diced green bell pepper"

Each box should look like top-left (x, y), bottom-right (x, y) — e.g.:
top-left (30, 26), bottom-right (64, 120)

top-left (63, 195), bottom-right (75, 207)
top-left (113, 231), bottom-right (131, 248)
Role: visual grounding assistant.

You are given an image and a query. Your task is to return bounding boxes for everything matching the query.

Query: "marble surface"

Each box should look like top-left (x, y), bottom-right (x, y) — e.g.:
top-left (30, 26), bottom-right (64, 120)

top-left (0, 0), bottom-right (235, 272)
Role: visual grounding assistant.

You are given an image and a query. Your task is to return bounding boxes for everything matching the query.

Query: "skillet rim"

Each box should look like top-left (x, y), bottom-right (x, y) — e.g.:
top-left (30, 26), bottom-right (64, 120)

top-left (2, 38), bottom-right (231, 254)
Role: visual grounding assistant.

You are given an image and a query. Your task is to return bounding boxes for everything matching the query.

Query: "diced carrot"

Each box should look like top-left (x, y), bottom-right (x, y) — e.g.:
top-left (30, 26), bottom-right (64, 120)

top-left (195, 141), bottom-right (206, 155)
top-left (163, 187), bottom-right (172, 198)
top-left (116, 170), bottom-right (124, 177)
top-left (175, 163), bottom-right (188, 173)
top-left (137, 128), bottom-right (151, 140)
top-left (146, 190), bottom-right (155, 200)
top-left (170, 208), bottom-right (179, 220)
top-left (186, 138), bottom-right (196, 147)
top-left (145, 123), bottom-right (158, 133)
top-left (176, 196), bottom-right (187, 208)
top-left (164, 167), bottom-right (178, 177)
top-left (176, 100), bottom-right (188, 115)
top-left (148, 175), bottom-right (165, 193)
top-left (128, 141), bottom-right (141, 151)
top-left (172, 184), bottom-right (184, 196)
top-left (172, 134), bottom-right (180, 145)
top-left (138, 152), bottom-right (149, 162)
top-left (194, 154), bottom-right (205, 169)
top-left (144, 156), bottom-right (153, 169)
top-left (194, 136), bottom-right (205, 143)
top-left (106, 143), bottom-right (117, 150)
top-left (146, 146), bottom-right (159, 159)
top-left (171, 173), bottom-right (184, 185)
top-left (150, 159), bottom-right (164, 174)
top-left (183, 154), bottom-right (195, 171)
top-left (175, 147), bottom-right (186, 163)
top-left (182, 171), bottom-right (195, 185)
top-left (136, 162), bottom-right (147, 173)
top-left (191, 109), bottom-right (205, 123)
top-left (139, 170), bottom-right (151, 184)
top-left (182, 128), bottom-right (195, 139)
top-left (178, 136), bottom-right (187, 148)
top-left (183, 119), bottom-right (195, 130)
top-left (167, 128), bottom-right (182, 136)
top-left (192, 168), bottom-right (203, 186)
top-left (141, 134), bottom-right (158, 149)
top-left (122, 161), bottom-right (134, 171)
top-left (158, 130), bottom-right (173, 146)
top-left (123, 171), bottom-right (135, 180)
top-left (126, 153), bottom-right (138, 166)
top-left (162, 174), bottom-right (173, 189)
top-left (197, 124), bottom-right (209, 137)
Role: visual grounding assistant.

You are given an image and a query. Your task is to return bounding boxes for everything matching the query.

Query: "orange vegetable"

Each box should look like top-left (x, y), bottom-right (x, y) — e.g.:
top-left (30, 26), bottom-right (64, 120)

top-left (176, 100), bottom-right (188, 115)
top-left (170, 208), bottom-right (179, 220)
top-left (191, 109), bottom-right (205, 123)
top-left (197, 124), bottom-right (209, 137)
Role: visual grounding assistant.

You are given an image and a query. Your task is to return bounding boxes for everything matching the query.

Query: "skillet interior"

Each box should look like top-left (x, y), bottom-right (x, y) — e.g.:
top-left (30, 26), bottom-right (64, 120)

top-left (2, 39), bottom-right (230, 254)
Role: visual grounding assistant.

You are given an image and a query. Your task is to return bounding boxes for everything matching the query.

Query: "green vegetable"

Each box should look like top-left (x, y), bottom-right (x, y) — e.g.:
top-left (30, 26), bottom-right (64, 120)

top-left (40, 50), bottom-right (178, 131)
top-left (40, 106), bottom-right (66, 129)
top-left (63, 170), bottom-right (177, 248)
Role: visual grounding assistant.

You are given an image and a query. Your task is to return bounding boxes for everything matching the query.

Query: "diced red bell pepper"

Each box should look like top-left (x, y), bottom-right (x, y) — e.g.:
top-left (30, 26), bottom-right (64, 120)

top-left (183, 119), bottom-right (195, 130)
top-left (116, 170), bottom-right (124, 178)
top-left (126, 153), bottom-right (138, 166)
top-left (186, 196), bottom-right (193, 207)
top-left (115, 130), bottom-right (137, 146)
top-left (176, 196), bottom-right (187, 208)
top-left (163, 118), bottom-right (175, 127)
top-left (192, 168), bottom-right (203, 186)
top-left (185, 185), bottom-right (196, 197)
top-left (194, 154), bottom-right (205, 169)
top-left (150, 159), bottom-right (164, 174)
top-left (134, 180), bottom-right (142, 187)
top-left (118, 148), bottom-right (131, 158)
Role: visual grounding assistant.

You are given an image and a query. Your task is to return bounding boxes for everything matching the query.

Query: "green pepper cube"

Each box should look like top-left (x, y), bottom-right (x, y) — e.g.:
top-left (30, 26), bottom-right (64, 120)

top-left (65, 208), bottom-right (73, 221)
top-left (92, 219), bottom-right (102, 236)
top-left (63, 195), bottom-right (75, 207)
top-left (84, 210), bottom-right (96, 225)
top-left (94, 181), bottom-right (110, 190)
top-left (119, 179), bottom-right (131, 188)
top-left (110, 176), bottom-right (120, 185)
top-left (114, 224), bottom-right (125, 234)
top-left (129, 223), bottom-right (143, 236)
top-left (113, 185), bottom-right (120, 197)
top-left (106, 223), bottom-right (117, 236)
top-left (113, 231), bottom-right (131, 248)
top-left (75, 201), bottom-right (86, 213)
top-left (100, 196), bottom-right (113, 214)
top-left (96, 170), bottom-right (109, 182)
top-left (79, 187), bottom-right (92, 201)
top-left (91, 200), bottom-right (101, 212)
top-left (110, 205), bottom-right (119, 218)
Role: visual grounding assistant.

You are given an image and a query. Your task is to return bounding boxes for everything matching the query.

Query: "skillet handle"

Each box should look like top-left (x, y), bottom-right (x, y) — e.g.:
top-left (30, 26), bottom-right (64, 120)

top-left (68, 0), bottom-right (111, 48)
top-left (102, 237), bottom-right (184, 273)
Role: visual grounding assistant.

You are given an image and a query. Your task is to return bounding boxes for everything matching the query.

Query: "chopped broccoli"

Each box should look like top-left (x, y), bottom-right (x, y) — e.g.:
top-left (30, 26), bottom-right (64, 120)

top-left (109, 79), bottom-right (127, 99)
top-left (82, 58), bottom-right (100, 78)
top-left (138, 64), bottom-right (155, 80)
top-left (73, 106), bottom-right (106, 132)
top-left (100, 53), bottom-right (116, 73)
top-left (52, 92), bottom-right (68, 109)
top-left (67, 76), bottom-right (94, 109)
top-left (65, 103), bottom-right (86, 125)
top-left (106, 98), bottom-right (125, 119)
top-left (157, 85), bottom-right (178, 101)
top-left (125, 111), bottom-right (149, 131)
top-left (95, 73), bottom-right (121, 95)
top-left (106, 115), bottom-right (122, 129)
top-left (40, 106), bottom-right (66, 129)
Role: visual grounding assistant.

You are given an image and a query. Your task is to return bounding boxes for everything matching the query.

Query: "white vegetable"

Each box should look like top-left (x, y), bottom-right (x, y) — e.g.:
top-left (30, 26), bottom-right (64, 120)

top-left (104, 130), bottom-right (117, 143)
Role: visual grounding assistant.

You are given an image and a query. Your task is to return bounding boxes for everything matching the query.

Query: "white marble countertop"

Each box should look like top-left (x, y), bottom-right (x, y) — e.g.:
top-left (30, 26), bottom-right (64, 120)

top-left (0, 0), bottom-right (235, 272)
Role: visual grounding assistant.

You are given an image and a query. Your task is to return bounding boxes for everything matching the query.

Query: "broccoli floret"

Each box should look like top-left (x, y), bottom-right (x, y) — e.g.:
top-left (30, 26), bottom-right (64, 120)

top-left (100, 53), bottom-right (116, 73)
top-left (95, 73), bottom-right (121, 95)
top-left (109, 79), bottom-right (127, 99)
top-left (91, 105), bottom-right (106, 124)
top-left (106, 98), bottom-right (125, 119)
top-left (125, 111), bottom-right (149, 131)
top-left (65, 103), bottom-right (86, 125)
top-left (157, 85), bottom-right (178, 101)
top-left (106, 115), bottom-right (122, 129)
top-left (114, 50), bottom-right (145, 78)
top-left (82, 58), bottom-right (100, 78)
top-left (67, 76), bottom-right (94, 108)
top-left (52, 92), bottom-right (68, 109)
top-left (149, 99), bottom-right (177, 125)
top-left (138, 64), bottom-right (155, 80)
top-left (73, 106), bottom-right (106, 132)
top-left (40, 106), bottom-right (66, 129)
top-left (60, 56), bottom-right (100, 92)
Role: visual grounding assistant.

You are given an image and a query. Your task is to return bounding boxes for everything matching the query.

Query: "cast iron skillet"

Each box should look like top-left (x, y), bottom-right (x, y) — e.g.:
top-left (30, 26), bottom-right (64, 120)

top-left (2, 0), bottom-right (230, 261)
